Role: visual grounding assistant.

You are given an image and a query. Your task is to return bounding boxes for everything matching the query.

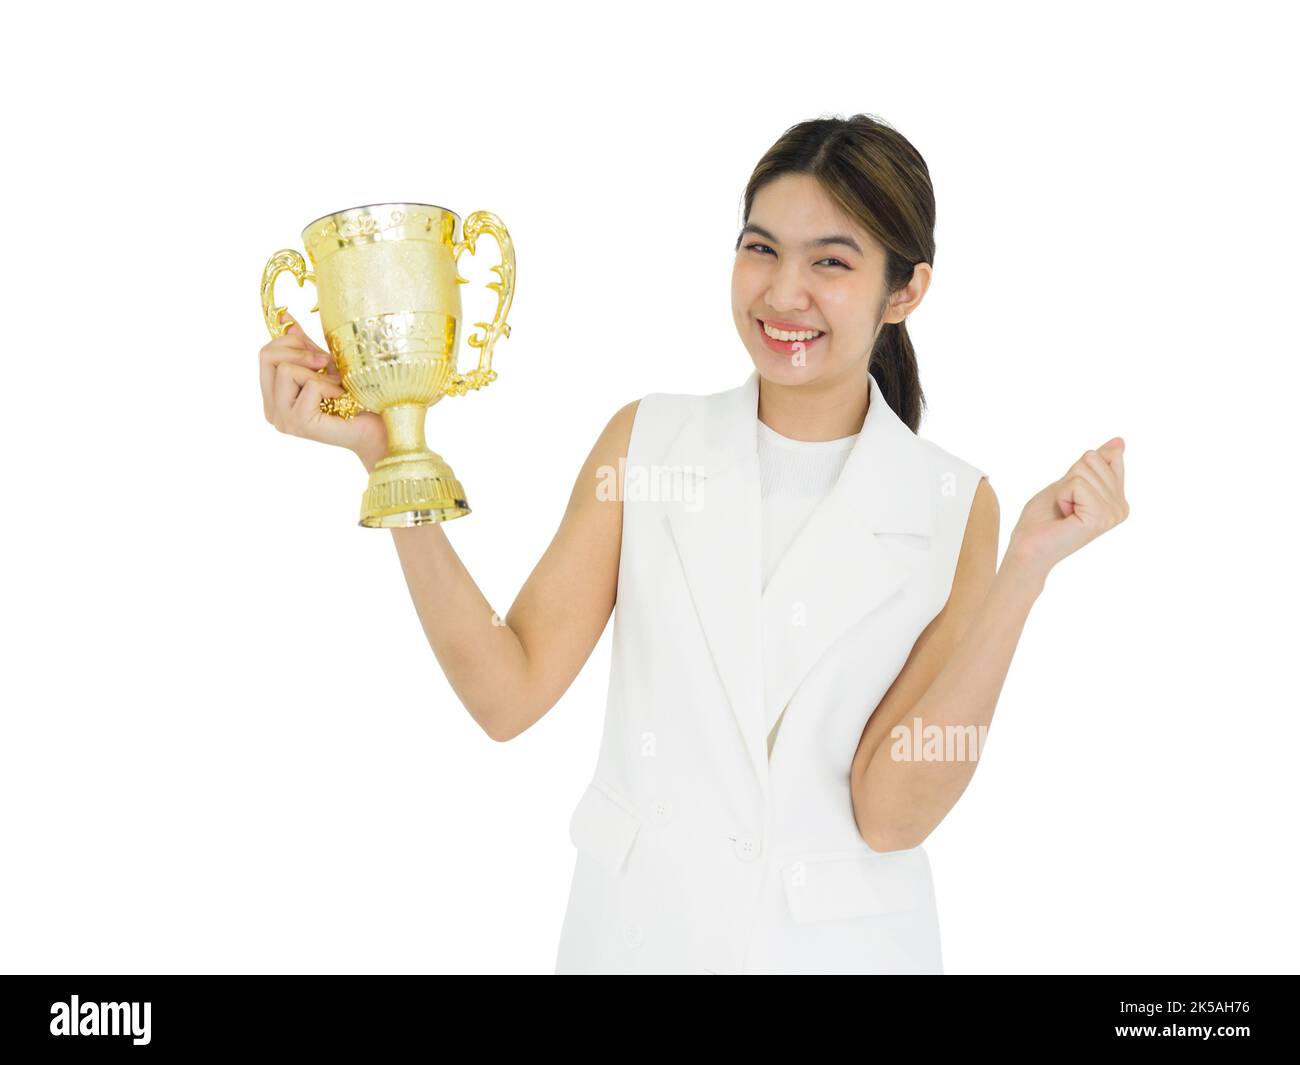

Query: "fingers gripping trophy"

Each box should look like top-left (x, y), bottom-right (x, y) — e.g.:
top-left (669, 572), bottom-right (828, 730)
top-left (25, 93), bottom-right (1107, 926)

top-left (260, 203), bottom-right (515, 527)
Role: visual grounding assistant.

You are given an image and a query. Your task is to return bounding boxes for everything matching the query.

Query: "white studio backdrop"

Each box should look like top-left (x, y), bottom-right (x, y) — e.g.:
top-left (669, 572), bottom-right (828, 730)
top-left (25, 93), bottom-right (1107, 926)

top-left (1, 0), bottom-right (1295, 974)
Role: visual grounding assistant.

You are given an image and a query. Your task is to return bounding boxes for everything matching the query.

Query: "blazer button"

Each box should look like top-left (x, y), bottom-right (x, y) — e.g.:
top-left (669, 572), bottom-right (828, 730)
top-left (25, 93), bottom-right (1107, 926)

top-left (623, 922), bottom-right (645, 948)
top-left (732, 834), bottom-right (761, 862)
top-left (649, 799), bottom-right (673, 825)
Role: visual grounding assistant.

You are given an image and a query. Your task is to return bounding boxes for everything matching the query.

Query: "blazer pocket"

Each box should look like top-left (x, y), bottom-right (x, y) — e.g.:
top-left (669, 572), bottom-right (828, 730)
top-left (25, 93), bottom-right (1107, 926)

top-left (780, 848), bottom-right (929, 924)
top-left (568, 777), bottom-right (642, 875)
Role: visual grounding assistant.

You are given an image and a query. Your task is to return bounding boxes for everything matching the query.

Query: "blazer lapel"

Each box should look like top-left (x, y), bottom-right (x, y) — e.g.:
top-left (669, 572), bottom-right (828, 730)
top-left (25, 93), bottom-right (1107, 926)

top-left (663, 368), bottom-right (934, 797)
top-left (759, 371), bottom-right (934, 746)
top-left (662, 375), bottom-right (767, 795)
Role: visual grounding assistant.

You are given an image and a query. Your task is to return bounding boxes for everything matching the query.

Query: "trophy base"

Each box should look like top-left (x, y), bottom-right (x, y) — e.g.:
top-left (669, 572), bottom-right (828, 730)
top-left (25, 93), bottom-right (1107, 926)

top-left (359, 450), bottom-right (471, 528)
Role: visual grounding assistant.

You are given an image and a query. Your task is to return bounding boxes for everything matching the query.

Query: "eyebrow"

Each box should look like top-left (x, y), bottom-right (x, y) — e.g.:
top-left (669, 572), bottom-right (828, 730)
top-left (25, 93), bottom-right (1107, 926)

top-left (738, 223), bottom-right (863, 256)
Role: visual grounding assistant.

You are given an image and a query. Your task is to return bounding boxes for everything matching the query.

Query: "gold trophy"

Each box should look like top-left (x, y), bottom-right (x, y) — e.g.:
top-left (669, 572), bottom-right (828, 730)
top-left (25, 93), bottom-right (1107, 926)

top-left (260, 202), bottom-right (515, 527)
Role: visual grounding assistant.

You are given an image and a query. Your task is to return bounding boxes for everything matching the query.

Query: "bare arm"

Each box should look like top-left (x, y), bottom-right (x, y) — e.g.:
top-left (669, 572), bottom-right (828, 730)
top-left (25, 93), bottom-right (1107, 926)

top-left (851, 435), bottom-right (1130, 850)
top-left (849, 478), bottom-right (1043, 850)
top-left (360, 400), bottom-right (640, 741)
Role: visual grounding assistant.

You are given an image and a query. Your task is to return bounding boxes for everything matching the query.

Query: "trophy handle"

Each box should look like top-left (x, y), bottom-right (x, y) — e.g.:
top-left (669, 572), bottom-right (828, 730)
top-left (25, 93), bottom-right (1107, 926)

top-left (260, 248), bottom-right (363, 419)
top-left (445, 211), bottom-right (515, 397)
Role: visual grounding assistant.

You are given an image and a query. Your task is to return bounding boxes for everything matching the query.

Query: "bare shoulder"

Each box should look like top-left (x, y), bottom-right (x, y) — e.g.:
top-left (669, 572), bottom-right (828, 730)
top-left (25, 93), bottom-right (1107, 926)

top-left (914, 432), bottom-right (999, 599)
top-left (599, 398), bottom-right (641, 461)
top-left (564, 399), bottom-right (642, 519)
top-left (950, 476), bottom-right (999, 611)
top-left (580, 390), bottom-right (700, 499)
top-left (964, 476), bottom-right (999, 552)
top-left (585, 399), bottom-right (641, 481)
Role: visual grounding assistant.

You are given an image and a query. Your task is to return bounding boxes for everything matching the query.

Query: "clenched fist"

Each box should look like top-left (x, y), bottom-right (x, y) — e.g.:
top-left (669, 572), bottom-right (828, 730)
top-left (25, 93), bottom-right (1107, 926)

top-left (1006, 437), bottom-right (1130, 582)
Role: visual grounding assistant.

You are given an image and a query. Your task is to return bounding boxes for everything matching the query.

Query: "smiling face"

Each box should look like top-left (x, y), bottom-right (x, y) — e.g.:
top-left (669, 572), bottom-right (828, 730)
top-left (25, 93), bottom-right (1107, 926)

top-left (731, 172), bottom-right (924, 388)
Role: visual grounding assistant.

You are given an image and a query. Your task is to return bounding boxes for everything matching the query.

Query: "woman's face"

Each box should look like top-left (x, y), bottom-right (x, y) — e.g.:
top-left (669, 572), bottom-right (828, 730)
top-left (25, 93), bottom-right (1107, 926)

top-left (731, 172), bottom-right (916, 387)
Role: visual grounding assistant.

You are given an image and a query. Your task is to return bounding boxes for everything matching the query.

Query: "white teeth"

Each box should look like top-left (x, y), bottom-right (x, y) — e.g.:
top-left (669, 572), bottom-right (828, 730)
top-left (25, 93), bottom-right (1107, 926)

top-left (762, 321), bottom-right (823, 342)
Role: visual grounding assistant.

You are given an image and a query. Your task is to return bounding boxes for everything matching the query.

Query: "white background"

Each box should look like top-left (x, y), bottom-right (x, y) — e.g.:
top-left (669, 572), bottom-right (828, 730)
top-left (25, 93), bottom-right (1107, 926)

top-left (2, 0), bottom-right (1295, 974)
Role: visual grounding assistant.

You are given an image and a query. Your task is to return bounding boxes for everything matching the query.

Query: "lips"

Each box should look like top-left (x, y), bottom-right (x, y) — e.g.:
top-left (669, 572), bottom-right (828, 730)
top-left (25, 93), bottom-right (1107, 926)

top-left (757, 317), bottom-right (826, 355)
top-left (760, 318), bottom-right (824, 334)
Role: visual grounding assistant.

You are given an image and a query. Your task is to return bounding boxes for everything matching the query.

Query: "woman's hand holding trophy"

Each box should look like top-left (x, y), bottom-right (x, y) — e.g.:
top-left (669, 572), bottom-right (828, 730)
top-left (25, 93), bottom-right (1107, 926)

top-left (259, 310), bottom-right (389, 472)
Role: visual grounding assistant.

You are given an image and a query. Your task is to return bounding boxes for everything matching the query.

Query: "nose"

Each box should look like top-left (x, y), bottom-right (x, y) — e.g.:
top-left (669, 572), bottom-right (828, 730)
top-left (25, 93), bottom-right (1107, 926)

top-left (764, 261), bottom-right (813, 314)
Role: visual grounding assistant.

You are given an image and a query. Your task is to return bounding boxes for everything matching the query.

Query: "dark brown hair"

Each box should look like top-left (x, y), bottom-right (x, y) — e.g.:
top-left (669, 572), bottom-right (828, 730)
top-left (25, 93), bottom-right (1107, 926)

top-left (735, 113), bottom-right (936, 432)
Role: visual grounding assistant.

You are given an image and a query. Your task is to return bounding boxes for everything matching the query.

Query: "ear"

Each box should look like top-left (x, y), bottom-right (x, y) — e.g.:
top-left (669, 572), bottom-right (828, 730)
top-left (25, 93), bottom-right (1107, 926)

top-left (882, 262), bottom-right (933, 324)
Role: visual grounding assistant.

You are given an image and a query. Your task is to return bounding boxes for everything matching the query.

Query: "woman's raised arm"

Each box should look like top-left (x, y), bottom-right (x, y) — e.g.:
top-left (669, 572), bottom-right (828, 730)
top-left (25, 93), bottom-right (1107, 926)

top-left (371, 400), bottom-right (640, 741)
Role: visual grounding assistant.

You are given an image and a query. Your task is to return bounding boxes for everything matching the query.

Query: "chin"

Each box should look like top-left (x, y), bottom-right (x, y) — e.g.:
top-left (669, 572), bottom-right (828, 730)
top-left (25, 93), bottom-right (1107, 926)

top-left (749, 347), bottom-right (828, 387)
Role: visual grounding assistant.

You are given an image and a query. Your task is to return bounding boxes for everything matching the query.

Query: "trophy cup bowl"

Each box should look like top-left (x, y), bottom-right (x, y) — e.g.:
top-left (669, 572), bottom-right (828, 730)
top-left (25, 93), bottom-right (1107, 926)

top-left (260, 202), bottom-right (515, 527)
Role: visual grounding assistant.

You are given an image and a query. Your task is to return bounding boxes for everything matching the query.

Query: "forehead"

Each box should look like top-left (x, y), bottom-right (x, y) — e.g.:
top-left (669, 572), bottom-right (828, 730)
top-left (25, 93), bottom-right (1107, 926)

top-left (748, 173), bottom-right (877, 252)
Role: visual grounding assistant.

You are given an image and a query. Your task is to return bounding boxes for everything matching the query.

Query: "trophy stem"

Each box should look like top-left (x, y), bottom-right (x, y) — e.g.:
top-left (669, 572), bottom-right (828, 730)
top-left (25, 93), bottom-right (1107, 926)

top-left (358, 404), bottom-right (471, 528)
top-left (381, 404), bottom-right (429, 455)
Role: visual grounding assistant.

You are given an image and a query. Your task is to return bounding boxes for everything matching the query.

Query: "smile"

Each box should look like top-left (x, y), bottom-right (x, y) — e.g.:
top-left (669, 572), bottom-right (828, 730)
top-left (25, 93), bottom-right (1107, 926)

top-left (757, 318), bottom-right (826, 353)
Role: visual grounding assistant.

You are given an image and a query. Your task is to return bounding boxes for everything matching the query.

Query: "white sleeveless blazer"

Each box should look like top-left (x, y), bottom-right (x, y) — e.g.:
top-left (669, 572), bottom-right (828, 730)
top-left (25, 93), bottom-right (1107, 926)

top-left (555, 368), bottom-right (987, 974)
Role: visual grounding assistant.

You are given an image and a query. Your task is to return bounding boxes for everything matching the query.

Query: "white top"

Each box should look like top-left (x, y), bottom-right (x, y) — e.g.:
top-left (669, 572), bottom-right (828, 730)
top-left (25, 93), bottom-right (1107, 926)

top-left (755, 417), bottom-right (860, 591)
top-left (755, 417), bottom-right (860, 758)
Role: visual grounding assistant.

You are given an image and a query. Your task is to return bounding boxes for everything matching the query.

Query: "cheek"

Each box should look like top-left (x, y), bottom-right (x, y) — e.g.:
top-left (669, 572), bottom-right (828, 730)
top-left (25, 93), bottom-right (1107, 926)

top-left (819, 285), bottom-right (871, 331)
top-left (821, 284), bottom-right (852, 331)
top-left (732, 257), bottom-right (758, 287)
top-left (731, 261), bottom-right (760, 304)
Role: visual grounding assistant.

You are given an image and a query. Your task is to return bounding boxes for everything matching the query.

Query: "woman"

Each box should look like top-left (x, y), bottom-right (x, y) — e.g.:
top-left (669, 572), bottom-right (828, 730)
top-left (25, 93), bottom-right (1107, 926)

top-left (258, 114), bottom-right (1129, 974)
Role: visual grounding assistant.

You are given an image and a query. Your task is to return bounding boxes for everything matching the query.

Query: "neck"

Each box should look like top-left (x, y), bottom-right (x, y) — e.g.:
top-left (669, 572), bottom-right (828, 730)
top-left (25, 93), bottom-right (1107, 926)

top-left (757, 368), bottom-right (871, 442)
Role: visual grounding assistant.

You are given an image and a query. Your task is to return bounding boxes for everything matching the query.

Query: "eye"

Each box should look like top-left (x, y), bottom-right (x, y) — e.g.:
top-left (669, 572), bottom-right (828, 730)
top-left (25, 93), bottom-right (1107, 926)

top-left (744, 243), bottom-right (849, 269)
